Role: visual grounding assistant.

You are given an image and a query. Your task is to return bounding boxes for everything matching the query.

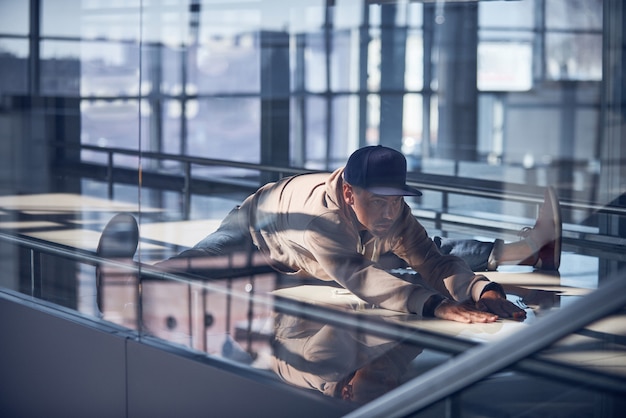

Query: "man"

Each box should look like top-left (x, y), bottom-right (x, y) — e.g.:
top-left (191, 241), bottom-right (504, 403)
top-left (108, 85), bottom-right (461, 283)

top-left (131, 145), bottom-right (531, 322)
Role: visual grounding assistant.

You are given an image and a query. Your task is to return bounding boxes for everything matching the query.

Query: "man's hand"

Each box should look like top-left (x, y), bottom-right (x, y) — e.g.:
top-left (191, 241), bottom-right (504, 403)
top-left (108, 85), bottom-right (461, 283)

top-left (476, 290), bottom-right (527, 321)
top-left (433, 290), bottom-right (527, 323)
top-left (433, 299), bottom-right (499, 323)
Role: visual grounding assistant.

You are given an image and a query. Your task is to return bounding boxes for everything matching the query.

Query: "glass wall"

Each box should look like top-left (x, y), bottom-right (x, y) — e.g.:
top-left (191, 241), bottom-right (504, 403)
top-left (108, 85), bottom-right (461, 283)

top-left (0, 0), bottom-right (624, 415)
top-left (0, 1), bottom-right (613, 189)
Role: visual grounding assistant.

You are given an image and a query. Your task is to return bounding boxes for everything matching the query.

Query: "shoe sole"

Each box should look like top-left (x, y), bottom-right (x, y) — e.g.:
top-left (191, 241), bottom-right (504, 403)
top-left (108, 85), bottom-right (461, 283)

top-left (539, 187), bottom-right (562, 270)
top-left (96, 213), bottom-right (139, 313)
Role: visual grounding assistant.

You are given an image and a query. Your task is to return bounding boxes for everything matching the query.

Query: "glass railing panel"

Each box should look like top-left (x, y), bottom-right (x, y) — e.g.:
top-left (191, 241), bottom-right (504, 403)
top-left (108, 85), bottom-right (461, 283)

top-left (0, 193), bottom-right (141, 317)
top-left (2, 192), bottom-right (624, 416)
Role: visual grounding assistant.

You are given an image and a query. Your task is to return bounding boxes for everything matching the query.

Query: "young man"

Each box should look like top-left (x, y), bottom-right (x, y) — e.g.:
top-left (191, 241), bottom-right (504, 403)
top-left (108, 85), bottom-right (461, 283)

top-left (124, 145), bottom-right (534, 322)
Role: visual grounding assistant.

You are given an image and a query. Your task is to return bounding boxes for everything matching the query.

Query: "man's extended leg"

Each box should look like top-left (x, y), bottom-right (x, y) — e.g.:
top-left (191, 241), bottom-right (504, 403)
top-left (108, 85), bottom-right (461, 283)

top-left (95, 207), bottom-right (270, 313)
top-left (436, 187), bottom-right (562, 271)
top-left (154, 206), bottom-right (272, 279)
top-left (493, 186), bottom-right (562, 270)
top-left (433, 237), bottom-right (496, 271)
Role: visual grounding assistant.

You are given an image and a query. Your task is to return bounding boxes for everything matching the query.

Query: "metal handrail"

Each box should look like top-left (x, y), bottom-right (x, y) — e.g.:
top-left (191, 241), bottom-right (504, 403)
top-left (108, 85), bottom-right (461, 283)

top-left (52, 141), bottom-right (626, 217)
top-left (1, 230), bottom-right (625, 397)
top-left (345, 271), bottom-right (626, 418)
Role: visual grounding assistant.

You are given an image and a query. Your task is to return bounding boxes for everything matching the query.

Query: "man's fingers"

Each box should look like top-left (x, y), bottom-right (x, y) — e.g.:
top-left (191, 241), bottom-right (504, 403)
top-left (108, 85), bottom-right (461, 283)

top-left (477, 298), bottom-right (527, 321)
top-left (435, 300), bottom-right (499, 323)
top-left (439, 297), bottom-right (526, 323)
top-left (467, 310), bottom-right (498, 323)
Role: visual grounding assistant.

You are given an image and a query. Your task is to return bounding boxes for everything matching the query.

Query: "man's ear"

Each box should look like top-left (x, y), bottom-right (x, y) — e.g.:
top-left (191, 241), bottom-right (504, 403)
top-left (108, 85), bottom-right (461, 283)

top-left (343, 183), bottom-right (354, 205)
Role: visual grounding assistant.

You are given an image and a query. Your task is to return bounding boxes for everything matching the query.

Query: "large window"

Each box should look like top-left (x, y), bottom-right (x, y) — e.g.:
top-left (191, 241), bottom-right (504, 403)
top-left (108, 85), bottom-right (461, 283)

top-left (0, 0), bottom-right (608, 198)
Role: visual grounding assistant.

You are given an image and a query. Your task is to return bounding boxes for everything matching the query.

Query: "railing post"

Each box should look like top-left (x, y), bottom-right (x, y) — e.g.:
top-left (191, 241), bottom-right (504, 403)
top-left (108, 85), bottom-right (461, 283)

top-left (183, 161), bottom-right (191, 220)
top-left (30, 249), bottom-right (42, 299)
top-left (107, 151), bottom-right (114, 199)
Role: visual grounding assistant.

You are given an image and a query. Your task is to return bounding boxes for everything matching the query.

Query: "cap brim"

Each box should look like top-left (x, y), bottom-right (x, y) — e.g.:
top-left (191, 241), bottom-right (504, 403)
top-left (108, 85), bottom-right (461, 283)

top-left (366, 185), bottom-right (422, 196)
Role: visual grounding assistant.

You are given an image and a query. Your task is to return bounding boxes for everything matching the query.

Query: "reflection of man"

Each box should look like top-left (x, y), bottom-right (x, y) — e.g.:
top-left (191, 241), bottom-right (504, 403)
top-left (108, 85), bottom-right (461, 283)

top-left (100, 146), bottom-right (533, 322)
top-left (270, 312), bottom-right (422, 403)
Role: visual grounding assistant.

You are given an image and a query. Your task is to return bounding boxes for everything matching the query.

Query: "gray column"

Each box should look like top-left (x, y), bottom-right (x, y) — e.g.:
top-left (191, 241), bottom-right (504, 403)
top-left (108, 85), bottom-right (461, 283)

top-left (599, 0), bottom-right (626, 277)
top-left (260, 30), bottom-right (290, 183)
top-left (379, 3), bottom-right (406, 152)
top-left (435, 2), bottom-right (479, 161)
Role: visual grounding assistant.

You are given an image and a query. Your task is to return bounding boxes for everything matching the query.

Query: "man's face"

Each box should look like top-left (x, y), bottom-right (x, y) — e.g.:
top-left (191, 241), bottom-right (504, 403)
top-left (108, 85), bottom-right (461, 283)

top-left (343, 184), bottom-right (403, 237)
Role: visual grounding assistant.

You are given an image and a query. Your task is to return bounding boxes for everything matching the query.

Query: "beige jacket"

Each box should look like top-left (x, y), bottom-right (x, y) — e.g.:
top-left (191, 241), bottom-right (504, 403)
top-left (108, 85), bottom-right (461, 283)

top-left (241, 168), bottom-right (491, 314)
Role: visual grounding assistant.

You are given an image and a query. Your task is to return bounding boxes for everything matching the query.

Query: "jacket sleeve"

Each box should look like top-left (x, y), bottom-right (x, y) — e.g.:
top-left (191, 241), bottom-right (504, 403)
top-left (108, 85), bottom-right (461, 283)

top-left (390, 206), bottom-right (491, 304)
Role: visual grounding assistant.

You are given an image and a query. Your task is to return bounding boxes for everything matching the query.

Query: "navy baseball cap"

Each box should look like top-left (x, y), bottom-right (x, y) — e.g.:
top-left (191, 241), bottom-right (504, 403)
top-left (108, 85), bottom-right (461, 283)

top-left (343, 145), bottom-right (422, 196)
